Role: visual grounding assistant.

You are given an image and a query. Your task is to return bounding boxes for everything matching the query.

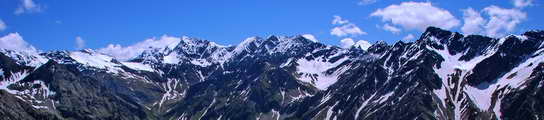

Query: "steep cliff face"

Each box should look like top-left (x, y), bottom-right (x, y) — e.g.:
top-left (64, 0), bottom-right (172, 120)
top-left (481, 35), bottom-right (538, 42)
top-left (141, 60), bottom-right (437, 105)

top-left (0, 27), bottom-right (543, 120)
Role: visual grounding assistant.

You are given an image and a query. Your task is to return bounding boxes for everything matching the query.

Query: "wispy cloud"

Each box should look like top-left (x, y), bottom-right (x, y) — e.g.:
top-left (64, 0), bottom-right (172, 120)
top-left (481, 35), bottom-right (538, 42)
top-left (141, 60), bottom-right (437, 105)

top-left (483, 6), bottom-right (527, 37)
top-left (461, 8), bottom-right (486, 35)
top-left (332, 15), bottom-right (349, 25)
top-left (75, 36), bottom-right (85, 49)
top-left (358, 0), bottom-right (377, 5)
top-left (382, 24), bottom-right (401, 34)
top-left (331, 24), bottom-right (366, 37)
top-left (0, 19), bottom-right (6, 31)
top-left (402, 34), bottom-right (415, 41)
top-left (459, 5), bottom-right (527, 37)
top-left (340, 38), bottom-right (355, 48)
top-left (330, 16), bottom-right (367, 37)
top-left (14, 0), bottom-right (43, 15)
top-left (512, 0), bottom-right (533, 8)
top-left (97, 35), bottom-right (181, 61)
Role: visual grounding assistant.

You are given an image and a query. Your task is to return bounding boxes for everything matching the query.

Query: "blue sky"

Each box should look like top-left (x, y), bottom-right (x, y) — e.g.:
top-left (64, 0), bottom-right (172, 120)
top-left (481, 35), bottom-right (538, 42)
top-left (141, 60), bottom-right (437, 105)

top-left (0, 0), bottom-right (542, 51)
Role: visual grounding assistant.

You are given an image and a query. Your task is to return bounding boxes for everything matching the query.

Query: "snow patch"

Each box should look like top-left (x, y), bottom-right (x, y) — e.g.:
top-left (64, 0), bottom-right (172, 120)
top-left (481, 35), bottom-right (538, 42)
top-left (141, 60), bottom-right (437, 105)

top-left (191, 59), bottom-right (212, 67)
top-left (0, 71), bottom-right (29, 94)
top-left (466, 52), bottom-right (544, 117)
top-left (163, 52), bottom-right (181, 64)
top-left (428, 39), bottom-right (498, 119)
top-left (70, 51), bottom-right (123, 73)
top-left (157, 78), bottom-right (183, 108)
top-left (325, 101), bottom-right (339, 120)
top-left (271, 109), bottom-right (281, 120)
top-left (0, 49), bottom-right (48, 67)
top-left (198, 98), bottom-right (216, 120)
top-left (30, 80), bottom-right (56, 98)
top-left (1, 72), bottom-right (56, 109)
top-left (121, 62), bottom-right (154, 72)
top-left (280, 58), bottom-right (293, 68)
top-left (378, 92), bottom-right (393, 103)
top-left (296, 56), bottom-right (349, 90)
top-left (355, 93), bottom-right (377, 119)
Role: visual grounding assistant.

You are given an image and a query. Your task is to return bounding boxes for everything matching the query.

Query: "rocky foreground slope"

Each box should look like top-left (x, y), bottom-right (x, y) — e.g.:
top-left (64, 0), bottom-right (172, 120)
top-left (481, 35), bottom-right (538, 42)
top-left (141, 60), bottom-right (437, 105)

top-left (1, 27), bottom-right (543, 120)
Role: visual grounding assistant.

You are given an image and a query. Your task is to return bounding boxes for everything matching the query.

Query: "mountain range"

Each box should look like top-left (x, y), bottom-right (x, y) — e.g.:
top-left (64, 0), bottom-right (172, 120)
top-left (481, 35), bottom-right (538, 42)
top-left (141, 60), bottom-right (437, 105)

top-left (1, 27), bottom-right (543, 120)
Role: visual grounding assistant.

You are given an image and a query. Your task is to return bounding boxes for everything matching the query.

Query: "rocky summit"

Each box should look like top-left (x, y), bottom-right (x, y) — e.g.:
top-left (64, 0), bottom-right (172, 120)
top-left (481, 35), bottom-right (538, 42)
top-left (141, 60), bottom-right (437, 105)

top-left (1, 27), bottom-right (544, 120)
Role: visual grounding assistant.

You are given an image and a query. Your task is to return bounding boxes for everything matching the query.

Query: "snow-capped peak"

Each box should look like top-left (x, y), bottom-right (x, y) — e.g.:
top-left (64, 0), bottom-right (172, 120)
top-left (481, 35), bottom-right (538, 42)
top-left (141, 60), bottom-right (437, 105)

top-left (179, 36), bottom-right (226, 48)
top-left (147, 36), bottom-right (235, 66)
top-left (353, 40), bottom-right (372, 50)
top-left (69, 49), bottom-right (122, 71)
top-left (0, 48), bottom-right (48, 67)
top-left (233, 36), bottom-right (263, 54)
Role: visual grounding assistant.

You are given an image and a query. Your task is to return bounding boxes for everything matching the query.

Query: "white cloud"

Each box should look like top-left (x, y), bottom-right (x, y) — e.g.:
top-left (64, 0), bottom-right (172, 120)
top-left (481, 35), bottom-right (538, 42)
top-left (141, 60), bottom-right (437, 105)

top-left (331, 24), bottom-right (366, 37)
top-left (483, 6), bottom-right (527, 37)
top-left (0, 19), bottom-right (6, 31)
top-left (513, 0), bottom-right (533, 8)
top-left (0, 33), bottom-right (38, 53)
top-left (402, 34), bottom-right (415, 41)
top-left (332, 16), bottom-right (349, 25)
top-left (97, 35), bottom-right (181, 61)
top-left (340, 38), bottom-right (355, 48)
top-left (459, 6), bottom-right (527, 37)
top-left (75, 36), bottom-right (85, 49)
top-left (330, 16), bottom-right (367, 37)
top-left (15, 0), bottom-right (43, 15)
top-left (382, 24), bottom-right (401, 34)
top-left (339, 38), bottom-right (372, 50)
top-left (371, 2), bottom-right (460, 31)
top-left (461, 8), bottom-right (486, 35)
top-left (301, 34), bottom-right (318, 42)
top-left (332, 16), bottom-right (369, 49)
